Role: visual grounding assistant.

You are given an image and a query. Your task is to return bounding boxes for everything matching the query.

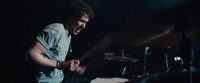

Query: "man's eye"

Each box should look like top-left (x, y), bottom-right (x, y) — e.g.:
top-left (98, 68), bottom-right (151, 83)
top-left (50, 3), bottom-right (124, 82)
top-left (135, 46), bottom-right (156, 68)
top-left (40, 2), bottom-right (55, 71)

top-left (80, 20), bottom-right (86, 22)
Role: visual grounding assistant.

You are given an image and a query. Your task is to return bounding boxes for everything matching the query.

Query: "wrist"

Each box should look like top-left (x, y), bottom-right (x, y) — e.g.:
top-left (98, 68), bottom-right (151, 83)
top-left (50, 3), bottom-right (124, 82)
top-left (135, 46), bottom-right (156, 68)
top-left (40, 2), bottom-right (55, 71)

top-left (56, 61), bottom-right (63, 70)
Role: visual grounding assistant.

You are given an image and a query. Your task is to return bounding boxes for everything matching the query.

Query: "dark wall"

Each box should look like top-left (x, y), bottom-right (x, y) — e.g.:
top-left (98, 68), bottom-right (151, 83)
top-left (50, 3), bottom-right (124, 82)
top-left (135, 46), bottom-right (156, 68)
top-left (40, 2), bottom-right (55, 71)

top-left (1, 0), bottom-right (53, 82)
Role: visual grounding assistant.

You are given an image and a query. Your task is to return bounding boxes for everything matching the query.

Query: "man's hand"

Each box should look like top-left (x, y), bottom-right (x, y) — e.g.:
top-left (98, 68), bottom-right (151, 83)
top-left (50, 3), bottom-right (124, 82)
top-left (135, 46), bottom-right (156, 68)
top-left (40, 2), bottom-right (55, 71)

top-left (75, 66), bottom-right (86, 75)
top-left (62, 59), bottom-right (80, 71)
top-left (61, 59), bottom-right (86, 75)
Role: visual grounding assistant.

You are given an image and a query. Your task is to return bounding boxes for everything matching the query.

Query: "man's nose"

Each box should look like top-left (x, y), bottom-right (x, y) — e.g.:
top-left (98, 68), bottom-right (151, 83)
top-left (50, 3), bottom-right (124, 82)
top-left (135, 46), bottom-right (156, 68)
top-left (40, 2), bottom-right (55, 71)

top-left (82, 23), bottom-right (86, 28)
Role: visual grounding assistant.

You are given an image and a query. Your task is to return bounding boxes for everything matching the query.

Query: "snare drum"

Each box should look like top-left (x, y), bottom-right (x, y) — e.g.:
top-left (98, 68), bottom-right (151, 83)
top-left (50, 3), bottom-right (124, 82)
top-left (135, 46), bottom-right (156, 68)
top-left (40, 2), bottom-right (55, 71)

top-left (90, 77), bottom-right (129, 83)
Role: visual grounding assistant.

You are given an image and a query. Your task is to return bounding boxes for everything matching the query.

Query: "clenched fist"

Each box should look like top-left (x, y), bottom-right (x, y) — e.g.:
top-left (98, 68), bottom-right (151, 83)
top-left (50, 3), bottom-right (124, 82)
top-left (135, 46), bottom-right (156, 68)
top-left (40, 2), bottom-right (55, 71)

top-left (62, 59), bottom-right (80, 71)
top-left (75, 66), bottom-right (86, 75)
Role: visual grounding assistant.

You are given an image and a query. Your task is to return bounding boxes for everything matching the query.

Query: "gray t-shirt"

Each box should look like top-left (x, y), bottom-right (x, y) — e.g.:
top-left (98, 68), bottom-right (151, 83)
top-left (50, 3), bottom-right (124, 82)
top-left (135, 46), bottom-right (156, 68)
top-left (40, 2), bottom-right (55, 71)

top-left (35, 23), bottom-right (71, 82)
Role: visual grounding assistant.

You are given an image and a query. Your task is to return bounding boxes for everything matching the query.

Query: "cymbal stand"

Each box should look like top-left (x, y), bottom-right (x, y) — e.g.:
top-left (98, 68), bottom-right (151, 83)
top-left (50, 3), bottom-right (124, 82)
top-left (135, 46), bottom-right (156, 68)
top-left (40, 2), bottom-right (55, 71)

top-left (120, 45), bottom-right (136, 78)
top-left (121, 45), bottom-right (125, 57)
top-left (143, 47), bottom-right (149, 75)
top-left (165, 53), bottom-right (169, 69)
top-left (179, 24), bottom-right (192, 83)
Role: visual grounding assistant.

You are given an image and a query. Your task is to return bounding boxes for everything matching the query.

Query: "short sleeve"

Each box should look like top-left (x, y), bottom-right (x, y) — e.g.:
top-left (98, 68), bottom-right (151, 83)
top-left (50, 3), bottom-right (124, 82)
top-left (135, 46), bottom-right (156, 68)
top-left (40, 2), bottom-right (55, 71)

top-left (36, 28), bottom-right (60, 50)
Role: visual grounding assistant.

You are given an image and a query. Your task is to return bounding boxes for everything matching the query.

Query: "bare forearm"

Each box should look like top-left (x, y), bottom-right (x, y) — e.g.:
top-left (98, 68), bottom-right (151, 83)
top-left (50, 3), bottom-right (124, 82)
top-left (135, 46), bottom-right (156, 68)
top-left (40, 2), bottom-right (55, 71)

top-left (26, 51), bottom-right (58, 68)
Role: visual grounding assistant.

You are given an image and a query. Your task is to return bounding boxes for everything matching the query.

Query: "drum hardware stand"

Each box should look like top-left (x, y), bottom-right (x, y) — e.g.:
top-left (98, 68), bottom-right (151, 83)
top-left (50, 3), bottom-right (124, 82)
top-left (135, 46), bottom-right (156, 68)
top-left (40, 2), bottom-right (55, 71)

top-left (120, 45), bottom-right (126, 77)
top-left (178, 23), bottom-right (192, 83)
top-left (121, 66), bottom-right (127, 76)
top-left (120, 45), bottom-right (135, 78)
top-left (165, 53), bottom-right (169, 69)
top-left (143, 47), bottom-right (149, 75)
top-left (121, 45), bottom-right (125, 57)
top-left (119, 13), bottom-right (139, 78)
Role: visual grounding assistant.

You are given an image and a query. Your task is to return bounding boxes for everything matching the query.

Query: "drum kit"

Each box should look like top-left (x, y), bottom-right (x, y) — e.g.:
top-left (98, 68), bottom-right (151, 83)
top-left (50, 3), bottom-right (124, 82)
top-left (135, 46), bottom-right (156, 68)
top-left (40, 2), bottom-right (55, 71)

top-left (92, 1), bottom-right (200, 82)
top-left (99, 17), bottom-right (200, 83)
top-left (103, 46), bottom-right (139, 79)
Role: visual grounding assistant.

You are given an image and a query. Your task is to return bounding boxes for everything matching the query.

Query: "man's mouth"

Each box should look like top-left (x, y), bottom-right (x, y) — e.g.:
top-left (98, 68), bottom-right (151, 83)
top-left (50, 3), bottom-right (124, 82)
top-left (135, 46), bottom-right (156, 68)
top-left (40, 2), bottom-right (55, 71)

top-left (75, 28), bottom-right (81, 33)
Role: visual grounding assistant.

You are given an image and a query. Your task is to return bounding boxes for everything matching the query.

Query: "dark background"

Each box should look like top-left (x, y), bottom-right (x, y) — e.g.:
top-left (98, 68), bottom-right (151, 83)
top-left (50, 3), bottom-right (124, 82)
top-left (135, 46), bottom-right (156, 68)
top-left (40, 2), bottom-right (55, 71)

top-left (1, 0), bottom-right (199, 82)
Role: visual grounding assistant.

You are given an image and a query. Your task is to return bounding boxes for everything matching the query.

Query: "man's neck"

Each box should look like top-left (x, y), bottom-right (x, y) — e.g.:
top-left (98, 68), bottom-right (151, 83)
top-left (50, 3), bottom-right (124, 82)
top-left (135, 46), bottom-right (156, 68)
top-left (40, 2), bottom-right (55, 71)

top-left (64, 23), bottom-right (71, 36)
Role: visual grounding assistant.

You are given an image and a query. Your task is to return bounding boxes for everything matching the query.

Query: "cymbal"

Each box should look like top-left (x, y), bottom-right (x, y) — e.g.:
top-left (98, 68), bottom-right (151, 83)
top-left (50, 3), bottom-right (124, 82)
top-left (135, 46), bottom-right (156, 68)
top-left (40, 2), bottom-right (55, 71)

top-left (104, 56), bottom-right (139, 63)
top-left (115, 23), bottom-right (199, 48)
top-left (105, 53), bottom-right (132, 57)
top-left (105, 53), bottom-right (115, 57)
top-left (114, 2), bottom-right (200, 48)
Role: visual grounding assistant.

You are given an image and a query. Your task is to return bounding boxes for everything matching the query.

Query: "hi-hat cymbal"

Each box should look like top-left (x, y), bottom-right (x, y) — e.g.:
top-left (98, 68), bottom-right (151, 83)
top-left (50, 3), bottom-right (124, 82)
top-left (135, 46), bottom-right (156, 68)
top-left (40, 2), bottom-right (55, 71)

top-left (104, 56), bottom-right (139, 63)
top-left (105, 53), bottom-right (132, 57)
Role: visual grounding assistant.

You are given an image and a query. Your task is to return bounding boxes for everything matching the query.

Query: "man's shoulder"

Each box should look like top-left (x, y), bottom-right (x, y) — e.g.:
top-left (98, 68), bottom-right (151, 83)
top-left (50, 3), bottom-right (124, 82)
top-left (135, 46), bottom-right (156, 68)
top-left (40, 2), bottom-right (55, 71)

top-left (45, 23), bottom-right (65, 32)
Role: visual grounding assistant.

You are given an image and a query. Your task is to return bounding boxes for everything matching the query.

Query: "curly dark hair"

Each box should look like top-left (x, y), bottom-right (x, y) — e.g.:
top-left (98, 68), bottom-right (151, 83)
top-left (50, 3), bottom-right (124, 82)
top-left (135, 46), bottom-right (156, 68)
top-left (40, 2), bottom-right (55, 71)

top-left (63, 0), bottom-right (94, 23)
